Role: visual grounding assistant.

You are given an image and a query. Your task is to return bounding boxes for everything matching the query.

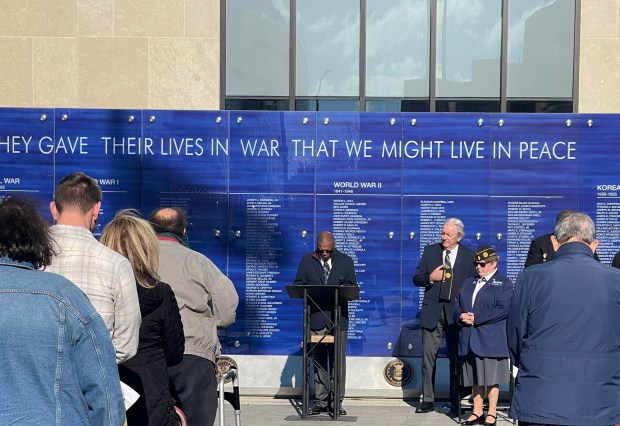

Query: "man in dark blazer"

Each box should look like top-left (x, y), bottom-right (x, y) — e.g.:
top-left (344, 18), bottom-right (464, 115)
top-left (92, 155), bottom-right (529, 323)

top-left (524, 209), bottom-right (573, 268)
top-left (413, 218), bottom-right (477, 414)
top-left (508, 212), bottom-right (620, 425)
top-left (526, 210), bottom-right (600, 268)
top-left (294, 231), bottom-right (358, 416)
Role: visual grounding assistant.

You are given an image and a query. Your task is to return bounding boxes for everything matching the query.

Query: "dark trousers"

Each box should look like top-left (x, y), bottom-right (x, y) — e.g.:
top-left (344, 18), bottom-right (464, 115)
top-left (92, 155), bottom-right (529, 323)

top-left (168, 354), bottom-right (217, 426)
top-left (312, 328), bottom-right (347, 408)
top-left (421, 306), bottom-right (465, 408)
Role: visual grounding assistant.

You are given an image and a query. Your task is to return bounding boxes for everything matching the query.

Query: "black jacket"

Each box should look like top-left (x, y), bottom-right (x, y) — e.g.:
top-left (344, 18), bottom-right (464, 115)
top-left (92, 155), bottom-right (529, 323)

top-left (525, 233), bottom-right (600, 268)
top-left (413, 243), bottom-right (476, 330)
top-left (293, 249), bottom-right (358, 330)
top-left (120, 281), bottom-right (185, 426)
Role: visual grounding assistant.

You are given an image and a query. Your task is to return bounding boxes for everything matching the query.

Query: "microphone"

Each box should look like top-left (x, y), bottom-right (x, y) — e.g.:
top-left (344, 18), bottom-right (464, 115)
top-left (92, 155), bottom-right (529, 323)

top-left (338, 275), bottom-right (345, 286)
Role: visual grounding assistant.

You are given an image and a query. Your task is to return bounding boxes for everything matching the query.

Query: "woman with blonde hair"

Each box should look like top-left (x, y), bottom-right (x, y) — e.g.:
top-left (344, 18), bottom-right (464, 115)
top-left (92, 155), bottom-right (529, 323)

top-left (101, 210), bottom-right (185, 426)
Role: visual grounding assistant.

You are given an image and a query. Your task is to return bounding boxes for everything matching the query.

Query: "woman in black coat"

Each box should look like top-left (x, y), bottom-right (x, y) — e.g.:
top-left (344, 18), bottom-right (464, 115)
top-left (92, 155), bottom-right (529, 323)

top-left (101, 211), bottom-right (185, 426)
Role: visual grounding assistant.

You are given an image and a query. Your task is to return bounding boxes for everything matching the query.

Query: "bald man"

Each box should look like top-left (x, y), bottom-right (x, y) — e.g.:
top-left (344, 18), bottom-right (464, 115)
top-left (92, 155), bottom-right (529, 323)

top-left (148, 207), bottom-right (239, 426)
top-left (294, 231), bottom-right (358, 416)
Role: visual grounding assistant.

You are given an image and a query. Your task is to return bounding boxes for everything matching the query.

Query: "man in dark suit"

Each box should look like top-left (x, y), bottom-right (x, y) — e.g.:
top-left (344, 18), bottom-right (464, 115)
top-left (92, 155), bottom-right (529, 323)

top-left (294, 231), bottom-right (358, 416)
top-left (524, 209), bottom-right (573, 268)
top-left (413, 218), bottom-right (477, 414)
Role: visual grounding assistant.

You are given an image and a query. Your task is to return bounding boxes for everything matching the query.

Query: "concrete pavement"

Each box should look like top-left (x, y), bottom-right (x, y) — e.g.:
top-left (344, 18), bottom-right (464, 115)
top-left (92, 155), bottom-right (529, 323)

top-left (216, 397), bottom-right (516, 426)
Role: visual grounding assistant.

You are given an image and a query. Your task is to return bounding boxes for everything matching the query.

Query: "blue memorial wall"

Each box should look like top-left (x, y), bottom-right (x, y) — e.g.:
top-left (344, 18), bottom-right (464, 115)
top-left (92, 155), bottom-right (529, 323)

top-left (1, 108), bottom-right (618, 359)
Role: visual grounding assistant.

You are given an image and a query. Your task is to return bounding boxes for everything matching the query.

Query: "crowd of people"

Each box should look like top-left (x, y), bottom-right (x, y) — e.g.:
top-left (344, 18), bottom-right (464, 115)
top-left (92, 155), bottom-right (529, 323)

top-left (2, 171), bottom-right (620, 426)
top-left (0, 172), bottom-right (239, 426)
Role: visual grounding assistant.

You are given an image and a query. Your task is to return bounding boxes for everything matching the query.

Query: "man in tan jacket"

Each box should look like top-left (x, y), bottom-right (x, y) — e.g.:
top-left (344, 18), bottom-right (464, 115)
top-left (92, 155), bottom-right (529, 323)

top-left (149, 207), bottom-right (239, 426)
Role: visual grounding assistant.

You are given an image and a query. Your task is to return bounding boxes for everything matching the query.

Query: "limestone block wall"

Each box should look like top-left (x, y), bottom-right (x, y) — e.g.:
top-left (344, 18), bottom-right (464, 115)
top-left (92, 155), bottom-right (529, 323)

top-left (0, 0), bottom-right (220, 110)
top-left (579, 0), bottom-right (620, 112)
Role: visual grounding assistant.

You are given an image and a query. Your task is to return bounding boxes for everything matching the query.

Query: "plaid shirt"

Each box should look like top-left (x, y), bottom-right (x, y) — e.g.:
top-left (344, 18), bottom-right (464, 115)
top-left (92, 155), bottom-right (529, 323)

top-left (47, 224), bottom-right (141, 363)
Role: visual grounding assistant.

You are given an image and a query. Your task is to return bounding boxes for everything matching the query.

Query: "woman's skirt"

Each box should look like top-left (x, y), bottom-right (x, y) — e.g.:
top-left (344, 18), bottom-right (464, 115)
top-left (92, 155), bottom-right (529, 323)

top-left (460, 351), bottom-right (510, 387)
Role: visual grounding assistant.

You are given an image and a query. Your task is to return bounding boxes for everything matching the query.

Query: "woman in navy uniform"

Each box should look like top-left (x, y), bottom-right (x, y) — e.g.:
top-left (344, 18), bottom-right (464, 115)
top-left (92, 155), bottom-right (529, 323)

top-left (453, 247), bottom-right (513, 426)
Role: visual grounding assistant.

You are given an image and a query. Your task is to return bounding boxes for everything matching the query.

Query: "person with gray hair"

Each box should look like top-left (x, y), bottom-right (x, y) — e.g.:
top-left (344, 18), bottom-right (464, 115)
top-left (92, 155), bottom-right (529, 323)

top-left (507, 212), bottom-right (620, 425)
top-left (413, 218), bottom-right (477, 414)
top-left (148, 207), bottom-right (239, 426)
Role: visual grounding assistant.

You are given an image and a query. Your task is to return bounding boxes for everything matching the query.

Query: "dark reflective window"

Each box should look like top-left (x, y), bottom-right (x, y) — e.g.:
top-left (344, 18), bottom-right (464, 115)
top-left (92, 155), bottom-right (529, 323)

top-left (435, 100), bottom-right (500, 113)
top-left (225, 99), bottom-right (290, 111)
top-left (295, 99), bottom-right (360, 111)
top-left (507, 100), bottom-right (573, 113)
top-left (366, 100), bottom-right (430, 112)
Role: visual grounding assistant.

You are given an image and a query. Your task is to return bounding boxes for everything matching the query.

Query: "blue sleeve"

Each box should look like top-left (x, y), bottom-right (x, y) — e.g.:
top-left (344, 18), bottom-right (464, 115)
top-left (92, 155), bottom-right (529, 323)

top-left (453, 288), bottom-right (465, 323)
top-left (473, 278), bottom-right (514, 325)
top-left (75, 313), bottom-right (125, 426)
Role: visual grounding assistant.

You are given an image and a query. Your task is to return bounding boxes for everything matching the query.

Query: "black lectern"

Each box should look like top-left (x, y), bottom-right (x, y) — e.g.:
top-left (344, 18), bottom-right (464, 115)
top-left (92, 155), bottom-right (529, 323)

top-left (286, 284), bottom-right (359, 420)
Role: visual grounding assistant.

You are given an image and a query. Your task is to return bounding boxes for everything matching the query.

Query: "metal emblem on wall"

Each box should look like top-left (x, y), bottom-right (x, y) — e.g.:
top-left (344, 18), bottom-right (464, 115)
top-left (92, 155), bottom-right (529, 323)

top-left (216, 355), bottom-right (238, 384)
top-left (383, 358), bottom-right (413, 387)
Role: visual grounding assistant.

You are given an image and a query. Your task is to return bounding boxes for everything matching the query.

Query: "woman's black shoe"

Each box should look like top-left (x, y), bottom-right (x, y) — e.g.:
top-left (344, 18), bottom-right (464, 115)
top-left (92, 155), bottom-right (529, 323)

top-left (484, 414), bottom-right (497, 426)
top-left (462, 413), bottom-right (484, 425)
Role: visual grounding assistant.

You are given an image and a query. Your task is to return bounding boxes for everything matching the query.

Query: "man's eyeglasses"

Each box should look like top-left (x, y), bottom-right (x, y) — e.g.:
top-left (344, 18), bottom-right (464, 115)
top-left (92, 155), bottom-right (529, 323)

top-left (317, 249), bottom-right (335, 254)
top-left (474, 261), bottom-right (491, 267)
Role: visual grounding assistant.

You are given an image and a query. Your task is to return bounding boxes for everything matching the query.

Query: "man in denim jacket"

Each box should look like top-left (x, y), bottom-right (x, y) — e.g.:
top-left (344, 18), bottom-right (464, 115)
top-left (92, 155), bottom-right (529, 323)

top-left (0, 196), bottom-right (124, 425)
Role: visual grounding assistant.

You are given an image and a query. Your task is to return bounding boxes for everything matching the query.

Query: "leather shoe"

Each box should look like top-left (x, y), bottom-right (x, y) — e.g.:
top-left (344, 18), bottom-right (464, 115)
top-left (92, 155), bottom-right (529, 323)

top-left (484, 414), bottom-right (497, 426)
top-left (339, 407), bottom-right (347, 416)
top-left (462, 413), bottom-right (484, 425)
top-left (415, 402), bottom-right (434, 413)
top-left (309, 404), bottom-right (327, 415)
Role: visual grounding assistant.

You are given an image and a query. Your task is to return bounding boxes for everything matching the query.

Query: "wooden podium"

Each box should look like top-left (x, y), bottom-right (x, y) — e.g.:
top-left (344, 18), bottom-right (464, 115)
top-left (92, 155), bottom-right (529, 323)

top-left (286, 284), bottom-right (359, 420)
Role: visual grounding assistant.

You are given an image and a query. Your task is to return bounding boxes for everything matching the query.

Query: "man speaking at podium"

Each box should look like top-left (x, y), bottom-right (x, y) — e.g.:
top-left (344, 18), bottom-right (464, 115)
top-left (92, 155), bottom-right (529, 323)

top-left (294, 231), bottom-right (358, 416)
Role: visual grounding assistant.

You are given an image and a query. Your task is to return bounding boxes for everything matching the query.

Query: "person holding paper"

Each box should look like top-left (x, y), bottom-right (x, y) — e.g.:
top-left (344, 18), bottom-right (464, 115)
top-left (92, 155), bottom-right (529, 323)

top-left (101, 211), bottom-right (185, 426)
top-left (0, 196), bottom-right (124, 425)
top-left (413, 218), bottom-right (477, 414)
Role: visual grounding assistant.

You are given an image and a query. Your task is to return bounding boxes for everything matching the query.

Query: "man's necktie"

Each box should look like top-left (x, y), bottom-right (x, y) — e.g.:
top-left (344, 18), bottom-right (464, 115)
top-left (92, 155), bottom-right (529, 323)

top-left (439, 250), bottom-right (454, 301)
top-left (323, 260), bottom-right (330, 282)
top-left (444, 249), bottom-right (452, 270)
